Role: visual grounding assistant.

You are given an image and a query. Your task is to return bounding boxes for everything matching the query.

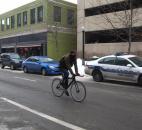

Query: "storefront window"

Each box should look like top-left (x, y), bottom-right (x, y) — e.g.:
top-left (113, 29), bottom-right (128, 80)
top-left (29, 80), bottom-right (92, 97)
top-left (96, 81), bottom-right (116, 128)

top-left (67, 9), bottom-right (74, 25)
top-left (30, 8), bottom-right (36, 24)
top-left (23, 11), bottom-right (27, 25)
top-left (37, 6), bottom-right (43, 22)
top-left (6, 17), bottom-right (10, 30)
top-left (11, 15), bottom-right (15, 29)
top-left (54, 6), bottom-right (61, 22)
top-left (1, 19), bottom-right (5, 31)
top-left (17, 13), bottom-right (21, 27)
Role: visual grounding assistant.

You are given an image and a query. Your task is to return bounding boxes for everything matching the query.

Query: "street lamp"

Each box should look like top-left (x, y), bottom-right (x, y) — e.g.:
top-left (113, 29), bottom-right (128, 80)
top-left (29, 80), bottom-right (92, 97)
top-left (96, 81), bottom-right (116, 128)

top-left (81, 26), bottom-right (85, 65)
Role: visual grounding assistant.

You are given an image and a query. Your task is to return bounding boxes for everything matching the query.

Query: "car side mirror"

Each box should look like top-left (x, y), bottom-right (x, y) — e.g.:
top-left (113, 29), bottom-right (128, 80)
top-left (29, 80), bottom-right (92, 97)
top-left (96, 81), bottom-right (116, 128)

top-left (127, 64), bottom-right (132, 68)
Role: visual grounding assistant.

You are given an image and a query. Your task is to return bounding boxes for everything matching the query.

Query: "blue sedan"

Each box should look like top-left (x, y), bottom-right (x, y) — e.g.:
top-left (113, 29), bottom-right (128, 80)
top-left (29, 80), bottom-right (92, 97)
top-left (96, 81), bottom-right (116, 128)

top-left (22, 56), bottom-right (62, 76)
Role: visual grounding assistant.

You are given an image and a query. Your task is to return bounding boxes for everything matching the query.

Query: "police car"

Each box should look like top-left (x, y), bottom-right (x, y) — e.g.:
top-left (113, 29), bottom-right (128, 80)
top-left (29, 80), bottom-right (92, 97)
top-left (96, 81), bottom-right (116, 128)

top-left (85, 53), bottom-right (142, 85)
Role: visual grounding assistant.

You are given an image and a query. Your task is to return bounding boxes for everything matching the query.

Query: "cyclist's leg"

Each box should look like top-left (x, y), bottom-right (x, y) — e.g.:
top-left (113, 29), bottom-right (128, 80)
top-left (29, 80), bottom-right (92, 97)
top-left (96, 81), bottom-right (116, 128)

top-left (62, 69), bottom-right (69, 89)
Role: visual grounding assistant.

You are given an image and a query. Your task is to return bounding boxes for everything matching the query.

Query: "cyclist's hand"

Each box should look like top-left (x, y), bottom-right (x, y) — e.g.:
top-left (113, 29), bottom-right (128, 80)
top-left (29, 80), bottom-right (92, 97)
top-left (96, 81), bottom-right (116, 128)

top-left (76, 73), bottom-right (80, 76)
top-left (72, 74), bottom-right (76, 77)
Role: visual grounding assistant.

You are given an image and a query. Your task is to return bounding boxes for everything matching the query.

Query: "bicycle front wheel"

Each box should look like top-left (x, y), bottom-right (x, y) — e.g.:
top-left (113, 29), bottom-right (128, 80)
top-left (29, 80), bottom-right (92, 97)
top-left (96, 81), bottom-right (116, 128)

top-left (51, 78), bottom-right (64, 97)
top-left (70, 81), bottom-right (86, 102)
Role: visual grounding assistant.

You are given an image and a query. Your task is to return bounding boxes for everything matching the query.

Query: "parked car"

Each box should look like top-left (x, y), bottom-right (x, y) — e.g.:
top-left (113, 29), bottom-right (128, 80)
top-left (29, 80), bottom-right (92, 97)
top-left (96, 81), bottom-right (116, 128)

top-left (85, 53), bottom-right (142, 85)
top-left (22, 56), bottom-right (61, 76)
top-left (1, 53), bottom-right (23, 70)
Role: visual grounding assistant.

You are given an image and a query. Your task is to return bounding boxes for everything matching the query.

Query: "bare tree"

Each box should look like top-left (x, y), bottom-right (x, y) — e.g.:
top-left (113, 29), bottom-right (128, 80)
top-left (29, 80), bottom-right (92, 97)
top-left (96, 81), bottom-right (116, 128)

top-left (86, 0), bottom-right (141, 53)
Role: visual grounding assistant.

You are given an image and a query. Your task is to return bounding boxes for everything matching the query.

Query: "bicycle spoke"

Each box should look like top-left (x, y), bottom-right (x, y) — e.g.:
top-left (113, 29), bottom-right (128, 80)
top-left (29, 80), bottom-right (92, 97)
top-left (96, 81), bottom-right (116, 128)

top-left (70, 81), bottom-right (86, 102)
top-left (51, 78), bottom-right (64, 97)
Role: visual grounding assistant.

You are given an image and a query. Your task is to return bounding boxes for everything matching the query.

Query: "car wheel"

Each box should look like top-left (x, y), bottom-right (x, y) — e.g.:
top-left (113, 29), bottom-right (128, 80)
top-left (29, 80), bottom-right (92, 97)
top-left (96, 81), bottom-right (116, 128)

top-left (138, 76), bottom-right (142, 86)
top-left (10, 64), bottom-right (15, 70)
top-left (23, 66), bottom-right (28, 73)
top-left (1, 64), bottom-right (5, 69)
top-left (41, 68), bottom-right (47, 76)
top-left (92, 70), bottom-right (103, 82)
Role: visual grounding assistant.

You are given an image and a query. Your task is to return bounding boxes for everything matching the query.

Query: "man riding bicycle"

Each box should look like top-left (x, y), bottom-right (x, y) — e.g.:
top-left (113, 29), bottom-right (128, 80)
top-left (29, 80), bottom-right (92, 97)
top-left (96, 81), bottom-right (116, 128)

top-left (59, 51), bottom-right (80, 96)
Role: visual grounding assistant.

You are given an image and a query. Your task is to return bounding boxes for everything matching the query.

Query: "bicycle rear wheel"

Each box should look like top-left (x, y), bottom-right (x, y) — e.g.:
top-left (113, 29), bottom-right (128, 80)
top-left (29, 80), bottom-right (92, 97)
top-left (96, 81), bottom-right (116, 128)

top-left (51, 78), bottom-right (64, 97)
top-left (70, 81), bottom-right (86, 102)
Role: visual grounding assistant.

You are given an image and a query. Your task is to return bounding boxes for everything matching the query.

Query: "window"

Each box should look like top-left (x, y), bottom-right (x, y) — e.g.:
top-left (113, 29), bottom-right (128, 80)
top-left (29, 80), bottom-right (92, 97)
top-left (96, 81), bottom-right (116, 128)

top-left (37, 6), bottom-right (43, 22)
top-left (1, 19), bottom-right (5, 31)
top-left (11, 15), bottom-right (15, 29)
top-left (54, 6), bottom-right (61, 22)
top-left (6, 17), bottom-right (10, 30)
top-left (85, 0), bottom-right (142, 17)
top-left (67, 9), bottom-right (74, 25)
top-left (115, 58), bottom-right (131, 66)
top-left (28, 58), bottom-right (39, 62)
top-left (23, 11), bottom-right (27, 25)
top-left (32, 58), bottom-right (39, 62)
top-left (27, 58), bottom-right (32, 62)
top-left (99, 57), bottom-right (115, 65)
top-left (85, 26), bottom-right (142, 44)
top-left (129, 56), bottom-right (142, 67)
top-left (30, 8), bottom-right (36, 24)
top-left (17, 13), bottom-right (21, 27)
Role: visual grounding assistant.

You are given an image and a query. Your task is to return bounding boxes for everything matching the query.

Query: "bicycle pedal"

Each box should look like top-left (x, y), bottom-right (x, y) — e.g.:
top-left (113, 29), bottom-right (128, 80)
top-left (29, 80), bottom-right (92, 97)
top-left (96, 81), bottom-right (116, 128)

top-left (65, 90), bottom-right (69, 96)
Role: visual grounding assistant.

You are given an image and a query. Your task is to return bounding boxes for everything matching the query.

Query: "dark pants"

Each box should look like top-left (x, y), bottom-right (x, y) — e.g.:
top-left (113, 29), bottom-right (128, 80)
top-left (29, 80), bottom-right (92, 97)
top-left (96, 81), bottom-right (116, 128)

top-left (61, 69), bottom-right (69, 89)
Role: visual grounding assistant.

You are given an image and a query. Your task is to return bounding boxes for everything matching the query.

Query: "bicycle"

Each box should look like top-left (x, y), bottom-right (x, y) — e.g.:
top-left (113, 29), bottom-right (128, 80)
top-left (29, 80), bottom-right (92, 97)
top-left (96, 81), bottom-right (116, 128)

top-left (51, 75), bottom-right (86, 102)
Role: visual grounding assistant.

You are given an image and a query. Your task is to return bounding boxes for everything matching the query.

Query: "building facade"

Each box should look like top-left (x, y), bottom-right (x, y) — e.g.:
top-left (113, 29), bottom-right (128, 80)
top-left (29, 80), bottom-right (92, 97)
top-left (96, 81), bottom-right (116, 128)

top-left (77, 0), bottom-right (142, 58)
top-left (0, 0), bottom-right (77, 59)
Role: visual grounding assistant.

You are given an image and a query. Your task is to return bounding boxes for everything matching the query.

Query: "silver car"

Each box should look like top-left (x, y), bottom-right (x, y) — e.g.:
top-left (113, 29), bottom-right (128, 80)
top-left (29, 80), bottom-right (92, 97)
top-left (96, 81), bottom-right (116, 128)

top-left (85, 54), bottom-right (142, 85)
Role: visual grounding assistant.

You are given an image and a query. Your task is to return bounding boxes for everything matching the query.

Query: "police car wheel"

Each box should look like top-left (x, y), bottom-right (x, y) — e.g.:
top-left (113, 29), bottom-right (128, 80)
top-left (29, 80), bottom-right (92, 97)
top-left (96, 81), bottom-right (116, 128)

top-left (93, 71), bottom-right (103, 82)
top-left (138, 76), bottom-right (142, 86)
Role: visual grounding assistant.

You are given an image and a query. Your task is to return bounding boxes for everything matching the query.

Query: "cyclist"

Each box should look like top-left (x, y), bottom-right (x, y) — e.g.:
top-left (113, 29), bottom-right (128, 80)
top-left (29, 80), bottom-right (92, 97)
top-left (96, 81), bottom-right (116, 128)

top-left (59, 50), bottom-right (80, 96)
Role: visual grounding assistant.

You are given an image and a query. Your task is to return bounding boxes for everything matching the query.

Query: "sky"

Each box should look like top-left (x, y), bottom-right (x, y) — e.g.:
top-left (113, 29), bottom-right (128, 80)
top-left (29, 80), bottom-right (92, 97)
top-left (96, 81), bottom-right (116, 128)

top-left (0, 0), bottom-right (77, 15)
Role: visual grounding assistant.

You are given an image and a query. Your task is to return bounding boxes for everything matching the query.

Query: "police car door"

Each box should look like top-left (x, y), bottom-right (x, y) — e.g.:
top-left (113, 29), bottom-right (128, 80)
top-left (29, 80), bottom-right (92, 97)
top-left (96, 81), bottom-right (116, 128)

top-left (114, 57), bottom-right (136, 81)
top-left (98, 57), bottom-right (117, 79)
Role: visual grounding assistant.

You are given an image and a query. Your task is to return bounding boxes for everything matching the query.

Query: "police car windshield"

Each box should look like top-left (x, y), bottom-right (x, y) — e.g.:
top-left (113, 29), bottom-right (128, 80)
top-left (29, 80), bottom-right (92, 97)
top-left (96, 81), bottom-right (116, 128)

top-left (129, 56), bottom-right (142, 67)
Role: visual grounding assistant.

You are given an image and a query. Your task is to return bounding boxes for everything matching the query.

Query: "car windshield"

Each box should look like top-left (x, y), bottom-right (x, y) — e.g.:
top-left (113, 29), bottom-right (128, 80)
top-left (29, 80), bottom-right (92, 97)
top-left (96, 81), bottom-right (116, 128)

top-left (39, 57), bottom-right (54, 62)
top-left (129, 56), bottom-right (142, 67)
top-left (10, 54), bottom-right (20, 59)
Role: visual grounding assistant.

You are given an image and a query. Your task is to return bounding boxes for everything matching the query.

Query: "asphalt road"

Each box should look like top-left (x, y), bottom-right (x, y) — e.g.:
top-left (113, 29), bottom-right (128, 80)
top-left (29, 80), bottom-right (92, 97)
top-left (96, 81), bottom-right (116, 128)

top-left (0, 67), bottom-right (142, 130)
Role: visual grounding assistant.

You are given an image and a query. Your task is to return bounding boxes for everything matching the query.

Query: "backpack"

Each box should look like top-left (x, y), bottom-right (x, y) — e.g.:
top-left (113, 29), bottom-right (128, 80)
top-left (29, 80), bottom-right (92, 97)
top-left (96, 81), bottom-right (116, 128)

top-left (59, 56), bottom-right (66, 69)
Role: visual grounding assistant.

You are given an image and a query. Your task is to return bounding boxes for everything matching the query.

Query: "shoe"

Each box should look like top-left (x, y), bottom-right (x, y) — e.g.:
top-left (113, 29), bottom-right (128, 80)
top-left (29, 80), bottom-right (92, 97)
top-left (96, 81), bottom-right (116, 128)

top-left (65, 90), bottom-right (69, 96)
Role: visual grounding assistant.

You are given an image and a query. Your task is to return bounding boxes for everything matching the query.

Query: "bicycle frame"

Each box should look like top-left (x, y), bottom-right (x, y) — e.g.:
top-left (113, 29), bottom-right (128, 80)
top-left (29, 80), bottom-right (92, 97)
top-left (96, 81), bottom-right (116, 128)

top-left (68, 77), bottom-right (76, 88)
top-left (60, 76), bottom-right (77, 89)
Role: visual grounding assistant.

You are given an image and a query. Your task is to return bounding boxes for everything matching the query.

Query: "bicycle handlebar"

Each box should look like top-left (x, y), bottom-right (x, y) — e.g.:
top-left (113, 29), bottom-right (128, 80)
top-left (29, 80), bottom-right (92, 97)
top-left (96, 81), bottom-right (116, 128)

top-left (69, 75), bottom-right (84, 79)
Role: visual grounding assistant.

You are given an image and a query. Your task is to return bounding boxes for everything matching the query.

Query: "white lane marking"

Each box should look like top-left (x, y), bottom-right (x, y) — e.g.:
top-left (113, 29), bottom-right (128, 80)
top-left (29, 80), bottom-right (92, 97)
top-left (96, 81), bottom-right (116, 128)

top-left (1, 97), bottom-right (86, 130)
top-left (14, 77), bottom-right (36, 82)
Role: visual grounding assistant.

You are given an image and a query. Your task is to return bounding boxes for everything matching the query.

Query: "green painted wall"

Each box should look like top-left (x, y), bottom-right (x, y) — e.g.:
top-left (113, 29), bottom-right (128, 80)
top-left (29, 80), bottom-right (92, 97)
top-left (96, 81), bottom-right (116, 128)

top-left (46, 0), bottom-right (77, 59)
top-left (48, 32), bottom-right (76, 59)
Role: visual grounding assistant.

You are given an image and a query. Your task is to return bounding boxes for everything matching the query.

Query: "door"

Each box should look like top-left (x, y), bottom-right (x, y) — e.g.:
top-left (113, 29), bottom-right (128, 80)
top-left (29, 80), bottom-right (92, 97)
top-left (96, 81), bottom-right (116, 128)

top-left (114, 57), bottom-right (136, 82)
top-left (30, 58), bottom-right (41, 72)
top-left (98, 57), bottom-right (117, 80)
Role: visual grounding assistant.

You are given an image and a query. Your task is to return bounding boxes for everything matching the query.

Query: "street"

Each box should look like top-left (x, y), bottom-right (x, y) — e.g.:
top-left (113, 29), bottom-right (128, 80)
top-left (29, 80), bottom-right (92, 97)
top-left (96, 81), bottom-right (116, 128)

top-left (0, 68), bottom-right (142, 130)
